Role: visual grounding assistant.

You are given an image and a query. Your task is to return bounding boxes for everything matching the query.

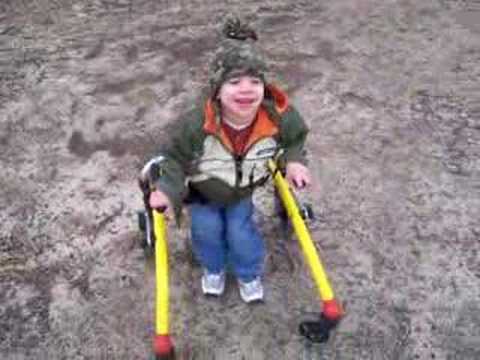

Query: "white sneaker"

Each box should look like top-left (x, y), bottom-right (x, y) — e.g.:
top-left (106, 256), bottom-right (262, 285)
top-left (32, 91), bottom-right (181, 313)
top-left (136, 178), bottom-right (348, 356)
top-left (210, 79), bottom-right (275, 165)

top-left (201, 270), bottom-right (225, 296)
top-left (238, 277), bottom-right (264, 303)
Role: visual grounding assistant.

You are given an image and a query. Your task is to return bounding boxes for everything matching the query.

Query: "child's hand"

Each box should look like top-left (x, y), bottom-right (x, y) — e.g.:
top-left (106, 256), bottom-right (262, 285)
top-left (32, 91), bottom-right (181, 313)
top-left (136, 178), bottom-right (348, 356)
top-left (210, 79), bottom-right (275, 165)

top-left (149, 190), bottom-right (173, 218)
top-left (285, 162), bottom-right (312, 190)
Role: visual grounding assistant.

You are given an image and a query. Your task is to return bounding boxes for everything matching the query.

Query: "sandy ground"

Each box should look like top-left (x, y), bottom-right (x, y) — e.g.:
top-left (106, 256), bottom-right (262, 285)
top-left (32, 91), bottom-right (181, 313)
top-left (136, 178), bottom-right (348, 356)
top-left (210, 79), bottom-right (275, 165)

top-left (1, 0), bottom-right (480, 359)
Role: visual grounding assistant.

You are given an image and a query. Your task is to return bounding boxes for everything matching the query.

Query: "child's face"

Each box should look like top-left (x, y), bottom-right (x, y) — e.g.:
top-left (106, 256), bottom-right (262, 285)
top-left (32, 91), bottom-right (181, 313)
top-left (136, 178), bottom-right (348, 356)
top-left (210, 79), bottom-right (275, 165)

top-left (218, 74), bottom-right (264, 125)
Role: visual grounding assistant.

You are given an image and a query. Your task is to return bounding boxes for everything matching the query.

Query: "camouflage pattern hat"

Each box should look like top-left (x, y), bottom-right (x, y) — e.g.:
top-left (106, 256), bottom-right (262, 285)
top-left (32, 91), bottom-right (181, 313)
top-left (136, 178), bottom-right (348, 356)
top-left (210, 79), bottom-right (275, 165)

top-left (209, 16), bottom-right (268, 97)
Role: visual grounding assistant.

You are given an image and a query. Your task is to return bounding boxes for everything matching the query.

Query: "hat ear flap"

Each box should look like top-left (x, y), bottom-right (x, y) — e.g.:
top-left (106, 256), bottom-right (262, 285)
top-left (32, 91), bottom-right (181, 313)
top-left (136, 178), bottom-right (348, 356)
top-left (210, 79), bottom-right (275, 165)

top-left (264, 84), bottom-right (274, 100)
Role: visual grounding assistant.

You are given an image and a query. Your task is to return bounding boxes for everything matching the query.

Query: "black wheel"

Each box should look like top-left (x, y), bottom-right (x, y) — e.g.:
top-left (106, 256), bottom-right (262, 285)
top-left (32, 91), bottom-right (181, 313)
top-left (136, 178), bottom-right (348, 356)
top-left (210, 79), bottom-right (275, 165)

top-left (300, 203), bottom-right (315, 221)
top-left (137, 210), bottom-right (147, 232)
top-left (137, 210), bottom-right (149, 248)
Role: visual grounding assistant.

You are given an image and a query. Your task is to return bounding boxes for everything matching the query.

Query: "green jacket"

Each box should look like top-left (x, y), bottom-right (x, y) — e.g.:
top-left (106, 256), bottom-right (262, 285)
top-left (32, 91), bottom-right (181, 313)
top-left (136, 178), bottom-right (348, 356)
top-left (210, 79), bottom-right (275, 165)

top-left (152, 85), bottom-right (309, 216)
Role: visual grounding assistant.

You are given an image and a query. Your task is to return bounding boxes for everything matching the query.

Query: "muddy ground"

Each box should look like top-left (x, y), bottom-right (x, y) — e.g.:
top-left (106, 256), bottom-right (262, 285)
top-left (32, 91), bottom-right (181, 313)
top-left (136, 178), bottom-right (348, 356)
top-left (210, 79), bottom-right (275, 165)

top-left (1, 0), bottom-right (479, 359)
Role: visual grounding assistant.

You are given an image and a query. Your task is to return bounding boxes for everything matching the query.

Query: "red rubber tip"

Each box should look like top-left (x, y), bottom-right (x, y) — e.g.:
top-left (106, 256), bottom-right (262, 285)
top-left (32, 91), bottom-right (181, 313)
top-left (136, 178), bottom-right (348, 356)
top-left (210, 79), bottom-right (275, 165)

top-left (322, 299), bottom-right (344, 320)
top-left (153, 335), bottom-right (174, 356)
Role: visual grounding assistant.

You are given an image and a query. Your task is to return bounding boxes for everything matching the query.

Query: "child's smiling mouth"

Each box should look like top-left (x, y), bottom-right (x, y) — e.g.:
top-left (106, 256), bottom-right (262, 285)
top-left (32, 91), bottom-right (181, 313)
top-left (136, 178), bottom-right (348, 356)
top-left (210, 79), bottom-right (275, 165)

top-left (235, 98), bottom-right (256, 105)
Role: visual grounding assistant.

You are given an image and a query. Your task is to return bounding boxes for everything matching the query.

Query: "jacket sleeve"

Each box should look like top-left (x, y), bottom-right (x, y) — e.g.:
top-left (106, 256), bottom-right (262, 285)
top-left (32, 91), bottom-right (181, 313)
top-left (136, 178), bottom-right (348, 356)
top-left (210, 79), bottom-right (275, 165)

top-left (277, 105), bottom-right (309, 167)
top-left (151, 109), bottom-right (204, 217)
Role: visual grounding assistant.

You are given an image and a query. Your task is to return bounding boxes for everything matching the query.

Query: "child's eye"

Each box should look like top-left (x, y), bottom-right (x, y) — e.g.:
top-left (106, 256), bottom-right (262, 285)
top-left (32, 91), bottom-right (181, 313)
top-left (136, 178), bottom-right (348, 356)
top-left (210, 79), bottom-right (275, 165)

top-left (250, 78), bottom-right (262, 85)
top-left (228, 78), bottom-right (240, 85)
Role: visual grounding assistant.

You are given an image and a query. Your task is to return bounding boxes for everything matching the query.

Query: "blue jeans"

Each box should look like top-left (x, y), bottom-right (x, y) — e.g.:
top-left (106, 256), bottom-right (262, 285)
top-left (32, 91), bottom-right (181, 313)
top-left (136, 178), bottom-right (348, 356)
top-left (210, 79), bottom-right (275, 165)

top-left (190, 197), bottom-right (265, 282)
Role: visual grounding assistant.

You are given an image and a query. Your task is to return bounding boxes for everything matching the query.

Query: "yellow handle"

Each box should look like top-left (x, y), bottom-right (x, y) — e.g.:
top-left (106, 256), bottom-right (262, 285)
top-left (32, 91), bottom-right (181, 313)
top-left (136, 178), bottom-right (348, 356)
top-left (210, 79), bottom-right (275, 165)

top-left (268, 160), bottom-right (335, 301)
top-left (153, 210), bottom-right (169, 335)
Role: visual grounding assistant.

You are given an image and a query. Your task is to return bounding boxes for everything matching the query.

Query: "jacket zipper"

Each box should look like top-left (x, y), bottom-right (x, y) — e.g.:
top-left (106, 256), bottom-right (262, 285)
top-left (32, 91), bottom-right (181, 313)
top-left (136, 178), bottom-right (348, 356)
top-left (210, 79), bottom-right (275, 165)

top-left (209, 133), bottom-right (278, 189)
top-left (234, 154), bottom-right (244, 187)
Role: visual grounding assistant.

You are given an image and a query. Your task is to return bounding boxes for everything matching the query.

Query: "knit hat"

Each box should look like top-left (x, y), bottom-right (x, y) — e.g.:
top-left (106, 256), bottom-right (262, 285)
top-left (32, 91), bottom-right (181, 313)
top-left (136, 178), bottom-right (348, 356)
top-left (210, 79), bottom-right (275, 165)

top-left (209, 16), bottom-right (268, 97)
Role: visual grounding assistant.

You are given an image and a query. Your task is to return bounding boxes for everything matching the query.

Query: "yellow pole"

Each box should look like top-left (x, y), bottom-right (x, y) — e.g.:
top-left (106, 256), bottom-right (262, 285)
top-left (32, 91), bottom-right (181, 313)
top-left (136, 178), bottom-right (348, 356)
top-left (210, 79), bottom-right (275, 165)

top-left (151, 210), bottom-right (176, 359)
top-left (268, 160), bottom-right (343, 319)
top-left (153, 210), bottom-right (169, 334)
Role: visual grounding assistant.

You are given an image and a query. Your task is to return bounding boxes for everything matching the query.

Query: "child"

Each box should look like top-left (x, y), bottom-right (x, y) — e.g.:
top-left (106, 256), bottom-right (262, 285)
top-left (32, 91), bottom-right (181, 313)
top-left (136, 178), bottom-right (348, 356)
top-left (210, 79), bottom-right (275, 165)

top-left (148, 16), bottom-right (311, 303)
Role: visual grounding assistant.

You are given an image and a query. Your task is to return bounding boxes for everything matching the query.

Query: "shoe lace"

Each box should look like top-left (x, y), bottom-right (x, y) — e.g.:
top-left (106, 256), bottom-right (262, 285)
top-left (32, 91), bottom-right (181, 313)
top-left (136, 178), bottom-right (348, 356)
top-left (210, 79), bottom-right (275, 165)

top-left (205, 272), bottom-right (223, 286)
top-left (241, 278), bottom-right (261, 295)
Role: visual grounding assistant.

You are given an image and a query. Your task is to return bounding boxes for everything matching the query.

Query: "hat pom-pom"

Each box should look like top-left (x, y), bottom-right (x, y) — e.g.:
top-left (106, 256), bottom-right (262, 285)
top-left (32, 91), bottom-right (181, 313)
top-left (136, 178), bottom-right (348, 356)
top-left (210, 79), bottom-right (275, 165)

top-left (222, 16), bottom-right (258, 41)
